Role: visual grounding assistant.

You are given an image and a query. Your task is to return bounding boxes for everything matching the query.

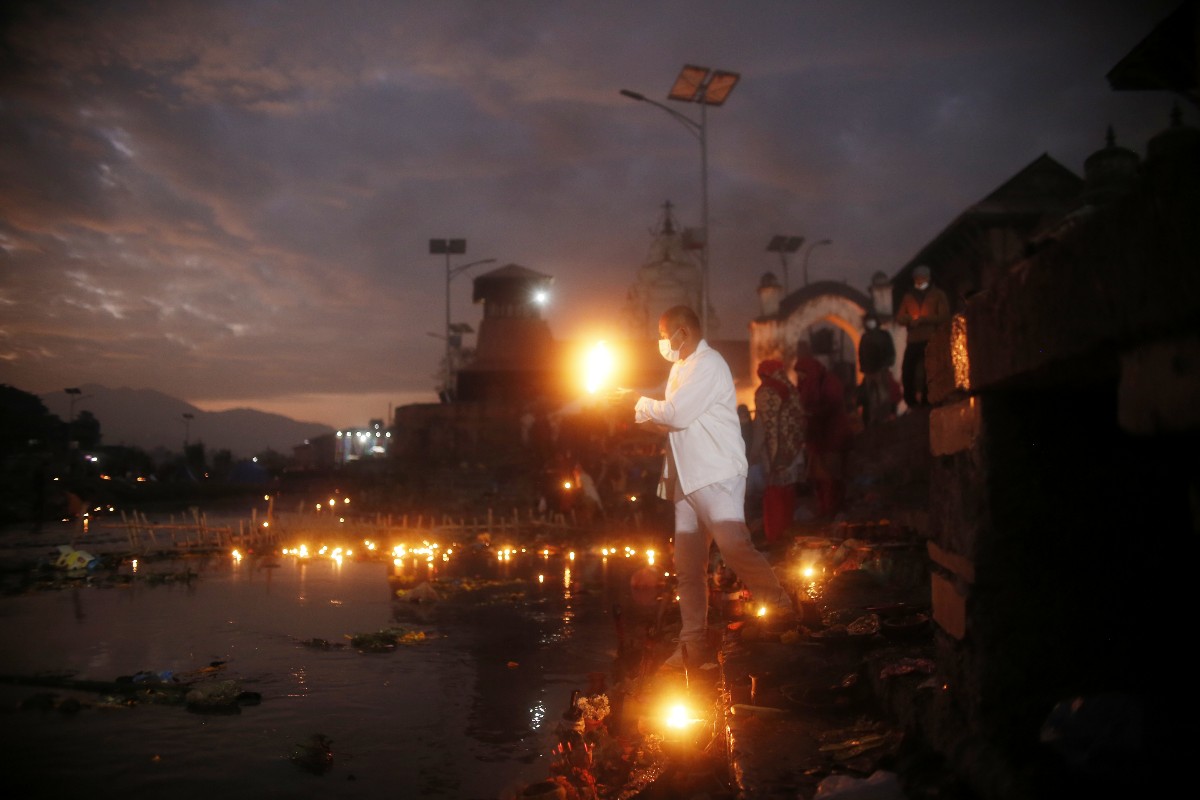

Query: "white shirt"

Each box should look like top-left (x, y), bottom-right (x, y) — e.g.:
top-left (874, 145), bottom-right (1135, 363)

top-left (634, 340), bottom-right (747, 497)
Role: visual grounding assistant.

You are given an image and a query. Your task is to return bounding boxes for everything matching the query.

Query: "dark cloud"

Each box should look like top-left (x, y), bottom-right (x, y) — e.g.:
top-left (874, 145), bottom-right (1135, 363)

top-left (0, 0), bottom-right (1188, 425)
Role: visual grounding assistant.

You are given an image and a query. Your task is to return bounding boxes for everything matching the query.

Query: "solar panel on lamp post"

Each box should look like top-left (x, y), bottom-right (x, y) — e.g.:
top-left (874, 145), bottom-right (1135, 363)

top-left (621, 64), bottom-right (739, 341)
top-left (430, 239), bottom-right (494, 402)
top-left (767, 235), bottom-right (805, 294)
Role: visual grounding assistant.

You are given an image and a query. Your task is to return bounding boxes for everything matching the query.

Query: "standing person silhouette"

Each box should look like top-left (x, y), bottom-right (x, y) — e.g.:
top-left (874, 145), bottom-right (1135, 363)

top-left (895, 265), bottom-right (950, 408)
top-left (752, 359), bottom-right (805, 546)
top-left (795, 354), bottom-right (853, 520)
top-left (614, 305), bottom-right (795, 668)
top-left (856, 311), bottom-right (898, 426)
top-left (738, 403), bottom-right (764, 528)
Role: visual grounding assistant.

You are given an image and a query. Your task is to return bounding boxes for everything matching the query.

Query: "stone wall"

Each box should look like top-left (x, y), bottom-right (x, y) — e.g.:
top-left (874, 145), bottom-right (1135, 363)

top-left (911, 125), bottom-right (1199, 797)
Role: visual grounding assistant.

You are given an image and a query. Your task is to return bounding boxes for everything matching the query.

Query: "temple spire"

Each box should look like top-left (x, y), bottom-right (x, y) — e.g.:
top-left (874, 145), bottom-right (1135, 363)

top-left (657, 200), bottom-right (677, 236)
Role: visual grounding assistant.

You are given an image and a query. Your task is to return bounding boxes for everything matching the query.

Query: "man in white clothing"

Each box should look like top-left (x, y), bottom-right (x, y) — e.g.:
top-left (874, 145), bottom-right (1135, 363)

top-left (621, 305), bottom-right (794, 668)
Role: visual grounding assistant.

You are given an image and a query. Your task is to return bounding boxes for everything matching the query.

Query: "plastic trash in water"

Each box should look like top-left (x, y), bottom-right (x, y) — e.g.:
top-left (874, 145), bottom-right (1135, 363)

top-left (55, 545), bottom-right (97, 571)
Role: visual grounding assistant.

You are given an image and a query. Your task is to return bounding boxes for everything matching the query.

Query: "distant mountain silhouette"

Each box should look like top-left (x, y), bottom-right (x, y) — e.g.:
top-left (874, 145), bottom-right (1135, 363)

top-left (39, 384), bottom-right (334, 458)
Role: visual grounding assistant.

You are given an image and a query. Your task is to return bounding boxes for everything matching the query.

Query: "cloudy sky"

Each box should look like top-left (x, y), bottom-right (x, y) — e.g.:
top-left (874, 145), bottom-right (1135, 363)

top-left (0, 0), bottom-right (1187, 428)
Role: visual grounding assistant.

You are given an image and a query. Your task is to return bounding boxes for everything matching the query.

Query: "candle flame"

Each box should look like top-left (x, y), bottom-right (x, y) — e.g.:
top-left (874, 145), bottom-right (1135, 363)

top-left (665, 702), bottom-right (700, 729)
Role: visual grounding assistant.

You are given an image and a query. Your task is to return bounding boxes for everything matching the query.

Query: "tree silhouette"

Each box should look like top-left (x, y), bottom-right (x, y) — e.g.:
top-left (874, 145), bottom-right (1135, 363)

top-left (71, 410), bottom-right (102, 450)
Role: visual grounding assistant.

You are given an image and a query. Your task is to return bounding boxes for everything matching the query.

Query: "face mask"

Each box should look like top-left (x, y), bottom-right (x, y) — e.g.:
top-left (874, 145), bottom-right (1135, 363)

top-left (658, 328), bottom-right (683, 362)
top-left (865, 319), bottom-right (878, 329)
top-left (914, 280), bottom-right (930, 291)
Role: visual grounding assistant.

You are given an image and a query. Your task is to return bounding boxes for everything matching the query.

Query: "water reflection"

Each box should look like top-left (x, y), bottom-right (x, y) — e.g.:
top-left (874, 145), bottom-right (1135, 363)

top-left (0, 536), bottom-right (663, 799)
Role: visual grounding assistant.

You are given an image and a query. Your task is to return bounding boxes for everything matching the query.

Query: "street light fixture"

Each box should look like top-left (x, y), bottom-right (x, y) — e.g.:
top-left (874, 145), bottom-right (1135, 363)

top-left (802, 239), bottom-right (833, 287)
top-left (621, 64), bottom-right (740, 340)
top-left (429, 238), bottom-right (495, 401)
top-left (766, 235), bottom-right (805, 294)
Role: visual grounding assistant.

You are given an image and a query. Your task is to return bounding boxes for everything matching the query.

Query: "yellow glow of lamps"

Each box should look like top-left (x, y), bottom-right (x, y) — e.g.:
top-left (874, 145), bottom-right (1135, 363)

top-left (584, 340), bottom-right (616, 394)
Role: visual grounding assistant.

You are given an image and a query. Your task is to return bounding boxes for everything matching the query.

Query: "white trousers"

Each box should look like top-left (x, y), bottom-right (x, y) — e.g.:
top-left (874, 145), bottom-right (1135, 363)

top-left (672, 474), bottom-right (792, 646)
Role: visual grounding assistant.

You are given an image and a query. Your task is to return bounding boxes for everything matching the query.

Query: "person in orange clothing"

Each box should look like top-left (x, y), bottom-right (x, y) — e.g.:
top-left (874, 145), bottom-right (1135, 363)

top-left (794, 354), bottom-right (853, 520)
top-left (752, 359), bottom-right (805, 545)
top-left (895, 264), bottom-right (950, 408)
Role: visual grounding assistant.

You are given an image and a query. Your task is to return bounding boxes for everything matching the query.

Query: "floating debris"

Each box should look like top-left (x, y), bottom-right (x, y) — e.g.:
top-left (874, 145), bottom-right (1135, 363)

top-left (290, 733), bottom-right (335, 775)
top-left (0, 660), bottom-right (257, 715)
top-left (394, 581), bottom-right (440, 603)
top-left (347, 627), bottom-right (427, 653)
top-left (54, 545), bottom-right (97, 571)
top-left (185, 679), bottom-right (255, 714)
top-left (298, 637), bottom-right (347, 651)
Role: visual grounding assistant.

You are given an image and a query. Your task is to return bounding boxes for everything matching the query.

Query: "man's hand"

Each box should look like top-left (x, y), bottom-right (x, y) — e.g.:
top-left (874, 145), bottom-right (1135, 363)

top-left (606, 387), bottom-right (638, 414)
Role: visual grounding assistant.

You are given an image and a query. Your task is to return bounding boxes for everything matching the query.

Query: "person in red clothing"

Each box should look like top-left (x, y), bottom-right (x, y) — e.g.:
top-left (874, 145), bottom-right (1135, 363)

top-left (752, 359), bottom-right (805, 545)
top-left (794, 354), bottom-right (853, 520)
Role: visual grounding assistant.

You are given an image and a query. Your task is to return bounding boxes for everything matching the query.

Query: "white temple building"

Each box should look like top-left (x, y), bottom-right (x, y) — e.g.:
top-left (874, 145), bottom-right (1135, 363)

top-left (619, 201), bottom-right (719, 340)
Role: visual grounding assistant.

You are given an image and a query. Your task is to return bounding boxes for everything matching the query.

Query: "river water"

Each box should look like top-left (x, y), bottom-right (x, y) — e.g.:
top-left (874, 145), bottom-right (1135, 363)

top-left (0, 530), bottom-right (667, 800)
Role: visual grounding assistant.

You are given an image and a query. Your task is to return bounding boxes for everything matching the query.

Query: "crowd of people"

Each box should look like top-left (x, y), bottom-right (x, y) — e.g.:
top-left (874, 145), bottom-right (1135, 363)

top-left (736, 263), bottom-right (946, 535)
top-left (602, 297), bottom-right (950, 667)
top-left (541, 267), bottom-right (945, 550)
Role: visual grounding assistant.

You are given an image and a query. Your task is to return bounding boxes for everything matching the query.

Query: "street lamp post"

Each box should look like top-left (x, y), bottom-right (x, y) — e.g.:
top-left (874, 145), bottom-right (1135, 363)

top-left (802, 239), bottom-right (832, 286)
top-left (621, 64), bottom-right (740, 340)
top-left (766, 235), bottom-right (805, 294)
top-left (429, 239), bottom-right (495, 401)
top-left (63, 387), bottom-right (90, 448)
top-left (182, 413), bottom-right (194, 447)
top-left (64, 387), bottom-right (82, 424)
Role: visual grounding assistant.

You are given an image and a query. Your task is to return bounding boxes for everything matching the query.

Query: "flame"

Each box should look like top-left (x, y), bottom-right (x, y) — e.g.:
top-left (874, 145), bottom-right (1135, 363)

top-left (584, 340), bottom-right (615, 394)
top-left (951, 313), bottom-right (970, 390)
top-left (664, 702), bottom-right (700, 729)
